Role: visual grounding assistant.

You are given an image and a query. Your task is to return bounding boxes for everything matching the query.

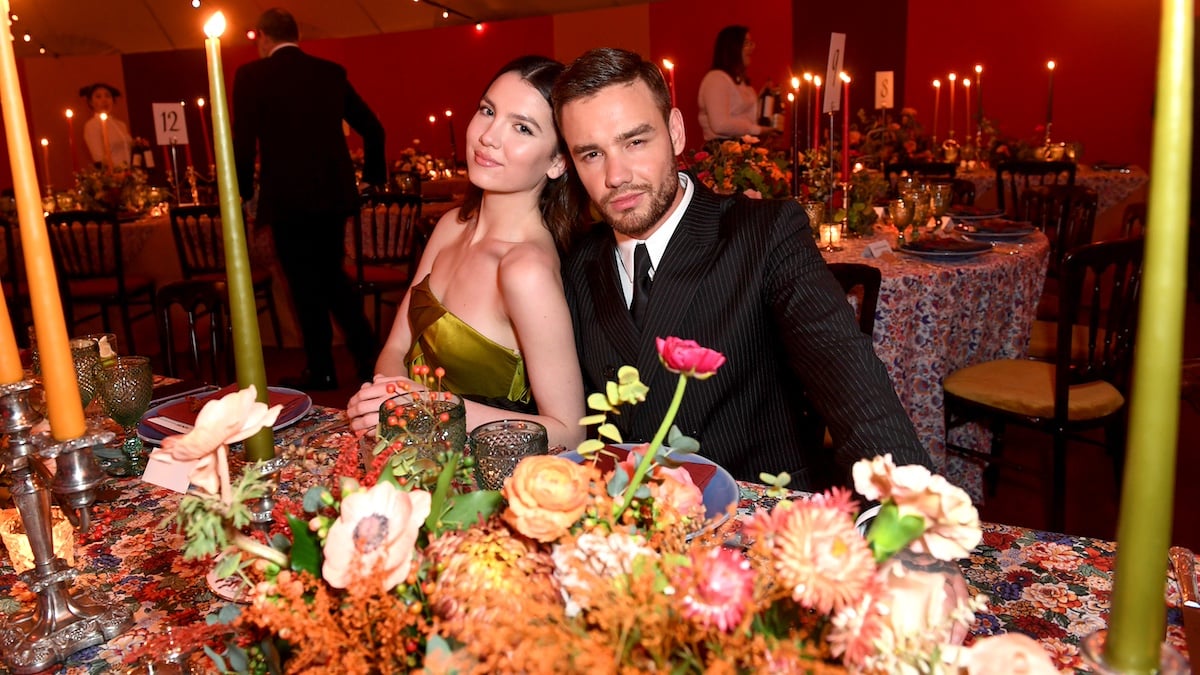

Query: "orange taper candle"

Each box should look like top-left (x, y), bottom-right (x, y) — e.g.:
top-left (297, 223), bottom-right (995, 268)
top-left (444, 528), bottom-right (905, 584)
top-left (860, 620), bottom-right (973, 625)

top-left (0, 0), bottom-right (86, 437)
top-left (0, 286), bottom-right (23, 384)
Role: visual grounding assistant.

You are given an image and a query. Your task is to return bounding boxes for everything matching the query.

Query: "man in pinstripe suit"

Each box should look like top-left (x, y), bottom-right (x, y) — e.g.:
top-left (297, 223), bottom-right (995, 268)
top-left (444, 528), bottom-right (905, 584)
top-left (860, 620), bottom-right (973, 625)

top-left (554, 49), bottom-right (930, 489)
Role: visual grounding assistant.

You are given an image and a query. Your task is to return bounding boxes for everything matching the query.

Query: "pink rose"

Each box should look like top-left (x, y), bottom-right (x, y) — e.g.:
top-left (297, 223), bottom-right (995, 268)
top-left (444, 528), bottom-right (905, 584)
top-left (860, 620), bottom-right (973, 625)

top-left (693, 151), bottom-right (711, 162)
top-left (655, 337), bottom-right (726, 380)
top-left (964, 634), bottom-right (1058, 675)
top-left (502, 456), bottom-right (593, 542)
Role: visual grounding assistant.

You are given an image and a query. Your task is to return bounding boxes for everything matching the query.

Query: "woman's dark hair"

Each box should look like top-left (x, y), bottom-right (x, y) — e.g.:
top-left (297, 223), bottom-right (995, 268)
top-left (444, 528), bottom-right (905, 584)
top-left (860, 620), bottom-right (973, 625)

top-left (457, 55), bottom-right (577, 253)
top-left (79, 82), bottom-right (121, 101)
top-left (711, 25), bottom-right (750, 84)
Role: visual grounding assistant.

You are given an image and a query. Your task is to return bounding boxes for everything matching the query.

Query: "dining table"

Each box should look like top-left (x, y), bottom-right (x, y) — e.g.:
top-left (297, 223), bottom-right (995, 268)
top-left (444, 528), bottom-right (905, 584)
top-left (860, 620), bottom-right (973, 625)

top-left (0, 397), bottom-right (1192, 673)
top-left (819, 225), bottom-right (1051, 501)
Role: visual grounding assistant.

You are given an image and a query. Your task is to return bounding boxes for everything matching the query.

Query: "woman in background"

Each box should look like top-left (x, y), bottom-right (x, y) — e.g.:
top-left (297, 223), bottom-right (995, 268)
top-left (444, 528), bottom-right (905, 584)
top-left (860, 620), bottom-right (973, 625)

top-left (80, 82), bottom-right (133, 167)
top-left (347, 56), bottom-right (584, 449)
top-left (697, 25), bottom-right (771, 141)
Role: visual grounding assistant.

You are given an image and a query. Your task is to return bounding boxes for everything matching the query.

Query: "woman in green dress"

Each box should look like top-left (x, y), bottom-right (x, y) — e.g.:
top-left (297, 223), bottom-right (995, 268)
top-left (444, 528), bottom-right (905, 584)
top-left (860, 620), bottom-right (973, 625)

top-left (347, 56), bottom-right (585, 449)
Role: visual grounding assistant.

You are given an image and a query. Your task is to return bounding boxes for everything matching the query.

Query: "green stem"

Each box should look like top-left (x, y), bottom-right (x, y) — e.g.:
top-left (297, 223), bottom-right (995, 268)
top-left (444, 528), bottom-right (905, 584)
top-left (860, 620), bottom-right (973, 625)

top-left (230, 530), bottom-right (289, 568)
top-left (425, 451), bottom-right (460, 534)
top-left (615, 374), bottom-right (688, 520)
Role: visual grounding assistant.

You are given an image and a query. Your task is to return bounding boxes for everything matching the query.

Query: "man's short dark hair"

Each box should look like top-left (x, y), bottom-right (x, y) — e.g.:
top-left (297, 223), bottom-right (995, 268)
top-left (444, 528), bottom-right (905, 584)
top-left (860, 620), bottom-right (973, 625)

top-left (553, 48), bottom-right (672, 125)
top-left (256, 8), bottom-right (300, 43)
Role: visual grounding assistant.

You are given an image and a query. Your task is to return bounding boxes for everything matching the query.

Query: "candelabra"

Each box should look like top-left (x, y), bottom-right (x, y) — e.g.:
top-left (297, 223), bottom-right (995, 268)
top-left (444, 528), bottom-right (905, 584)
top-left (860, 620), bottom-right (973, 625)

top-left (186, 166), bottom-right (200, 205)
top-left (0, 381), bottom-right (132, 674)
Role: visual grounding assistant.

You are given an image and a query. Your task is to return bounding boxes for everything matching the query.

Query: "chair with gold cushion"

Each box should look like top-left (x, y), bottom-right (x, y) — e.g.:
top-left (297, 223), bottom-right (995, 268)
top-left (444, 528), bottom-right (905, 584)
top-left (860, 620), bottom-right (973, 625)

top-left (348, 192), bottom-right (424, 340)
top-left (46, 210), bottom-right (156, 353)
top-left (1019, 185), bottom-right (1099, 324)
top-left (944, 237), bottom-right (1143, 532)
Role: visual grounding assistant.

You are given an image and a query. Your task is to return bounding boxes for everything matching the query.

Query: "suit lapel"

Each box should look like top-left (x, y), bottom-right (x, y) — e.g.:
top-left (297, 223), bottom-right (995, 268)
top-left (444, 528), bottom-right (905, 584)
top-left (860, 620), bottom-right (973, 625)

top-left (585, 234), bottom-right (640, 366)
top-left (636, 188), bottom-right (725, 370)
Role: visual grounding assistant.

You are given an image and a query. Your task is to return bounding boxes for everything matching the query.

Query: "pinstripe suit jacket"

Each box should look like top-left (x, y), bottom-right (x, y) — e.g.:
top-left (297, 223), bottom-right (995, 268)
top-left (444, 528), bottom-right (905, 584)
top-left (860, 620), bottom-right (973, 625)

top-left (563, 180), bottom-right (930, 489)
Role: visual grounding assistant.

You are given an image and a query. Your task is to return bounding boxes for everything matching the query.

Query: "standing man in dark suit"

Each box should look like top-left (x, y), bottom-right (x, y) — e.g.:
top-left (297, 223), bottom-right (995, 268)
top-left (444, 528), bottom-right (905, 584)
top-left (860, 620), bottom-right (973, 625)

top-left (234, 8), bottom-right (383, 390)
top-left (553, 48), bottom-right (931, 489)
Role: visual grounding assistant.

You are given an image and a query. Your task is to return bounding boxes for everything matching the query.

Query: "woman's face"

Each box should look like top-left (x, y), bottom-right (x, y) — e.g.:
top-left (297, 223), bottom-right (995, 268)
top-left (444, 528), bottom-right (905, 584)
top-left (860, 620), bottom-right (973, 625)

top-left (742, 34), bottom-right (756, 67)
top-left (89, 88), bottom-right (114, 114)
top-left (466, 71), bottom-right (565, 195)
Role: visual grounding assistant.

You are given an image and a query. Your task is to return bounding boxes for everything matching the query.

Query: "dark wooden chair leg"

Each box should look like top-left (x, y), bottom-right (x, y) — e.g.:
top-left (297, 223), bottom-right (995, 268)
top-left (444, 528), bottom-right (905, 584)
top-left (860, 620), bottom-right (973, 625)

top-left (1049, 431), bottom-right (1069, 533)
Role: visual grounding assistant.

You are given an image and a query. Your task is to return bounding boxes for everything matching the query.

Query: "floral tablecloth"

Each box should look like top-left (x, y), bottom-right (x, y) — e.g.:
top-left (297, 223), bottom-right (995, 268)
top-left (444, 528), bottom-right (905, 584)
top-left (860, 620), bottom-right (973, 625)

top-left (0, 406), bottom-right (1189, 674)
top-left (957, 164), bottom-right (1149, 216)
top-left (820, 228), bottom-right (1051, 500)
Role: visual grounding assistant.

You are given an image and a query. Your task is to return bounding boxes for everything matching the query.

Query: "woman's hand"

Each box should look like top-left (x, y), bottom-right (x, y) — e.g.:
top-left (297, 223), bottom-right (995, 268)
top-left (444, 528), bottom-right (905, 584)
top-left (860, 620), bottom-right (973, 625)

top-left (346, 375), bottom-right (423, 433)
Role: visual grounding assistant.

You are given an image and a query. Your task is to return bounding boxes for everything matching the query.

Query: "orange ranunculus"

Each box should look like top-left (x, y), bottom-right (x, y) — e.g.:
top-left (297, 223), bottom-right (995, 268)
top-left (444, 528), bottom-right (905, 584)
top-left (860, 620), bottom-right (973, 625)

top-left (502, 456), bottom-right (592, 542)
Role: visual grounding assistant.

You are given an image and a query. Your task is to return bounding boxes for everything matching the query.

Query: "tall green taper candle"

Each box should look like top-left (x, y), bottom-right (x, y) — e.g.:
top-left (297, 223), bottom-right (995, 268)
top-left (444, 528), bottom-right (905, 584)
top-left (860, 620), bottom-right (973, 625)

top-left (204, 12), bottom-right (274, 461)
top-left (1105, 0), bottom-right (1192, 670)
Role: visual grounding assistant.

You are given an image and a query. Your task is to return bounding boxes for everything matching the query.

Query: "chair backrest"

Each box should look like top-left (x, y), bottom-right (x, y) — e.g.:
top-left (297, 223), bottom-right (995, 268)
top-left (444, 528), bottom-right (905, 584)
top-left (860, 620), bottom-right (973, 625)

top-left (1120, 202), bottom-right (1147, 239)
top-left (1054, 237), bottom-right (1144, 411)
top-left (45, 210), bottom-right (124, 281)
top-left (884, 161), bottom-right (956, 197)
top-left (169, 204), bottom-right (225, 277)
top-left (393, 171), bottom-right (423, 197)
top-left (996, 160), bottom-right (1077, 214)
top-left (826, 262), bottom-right (881, 337)
top-left (353, 192), bottom-right (423, 281)
top-left (156, 278), bottom-right (228, 383)
top-left (949, 178), bottom-right (976, 206)
top-left (1018, 185), bottom-right (1098, 278)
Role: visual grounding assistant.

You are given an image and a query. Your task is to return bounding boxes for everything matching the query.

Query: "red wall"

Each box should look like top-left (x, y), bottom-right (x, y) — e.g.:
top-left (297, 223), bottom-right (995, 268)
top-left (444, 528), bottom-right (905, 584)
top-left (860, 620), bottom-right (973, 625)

top-left (904, 0), bottom-right (1160, 168)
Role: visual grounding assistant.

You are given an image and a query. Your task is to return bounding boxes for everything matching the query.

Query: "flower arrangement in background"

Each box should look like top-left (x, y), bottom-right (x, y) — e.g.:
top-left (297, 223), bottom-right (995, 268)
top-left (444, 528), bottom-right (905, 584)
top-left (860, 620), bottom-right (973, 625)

top-left (157, 343), bottom-right (1059, 674)
top-left (393, 146), bottom-right (437, 178)
top-left (73, 164), bottom-right (150, 214)
top-left (685, 135), bottom-right (792, 199)
top-left (854, 107), bottom-right (934, 166)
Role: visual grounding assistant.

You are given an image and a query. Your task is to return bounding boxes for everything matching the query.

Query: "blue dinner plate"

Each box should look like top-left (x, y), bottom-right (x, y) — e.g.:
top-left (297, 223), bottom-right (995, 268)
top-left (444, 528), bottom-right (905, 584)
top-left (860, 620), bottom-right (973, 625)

top-left (558, 444), bottom-right (740, 527)
top-left (136, 386), bottom-right (312, 446)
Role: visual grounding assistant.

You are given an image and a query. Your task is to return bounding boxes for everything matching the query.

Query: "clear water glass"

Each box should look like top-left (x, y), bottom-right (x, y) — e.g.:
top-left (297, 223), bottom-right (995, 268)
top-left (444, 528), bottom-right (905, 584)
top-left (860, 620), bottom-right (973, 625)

top-left (470, 420), bottom-right (549, 490)
top-left (69, 338), bottom-right (101, 409)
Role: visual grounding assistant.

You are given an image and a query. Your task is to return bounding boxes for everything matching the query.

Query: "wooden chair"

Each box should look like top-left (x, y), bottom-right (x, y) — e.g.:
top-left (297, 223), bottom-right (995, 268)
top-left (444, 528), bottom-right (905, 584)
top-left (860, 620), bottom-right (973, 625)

top-left (45, 210), bottom-right (155, 353)
top-left (349, 192), bottom-right (424, 340)
top-left (949, 178), bottom-right (976, 207)
top-left (156, 279), bottom-right (229, 383)
top-left (1018, 185), bottom-right (1099, 326)
top-left (168, 204), bottom-right (282, 345)
top-left (0, 215), bottom-right (28, 346)
top-left (1120, 202), bottom-right (1146, 238)
top-left (944, 237), bottom-right (1144, 532)
top-left (996, 160), bottom-right (1076, 215)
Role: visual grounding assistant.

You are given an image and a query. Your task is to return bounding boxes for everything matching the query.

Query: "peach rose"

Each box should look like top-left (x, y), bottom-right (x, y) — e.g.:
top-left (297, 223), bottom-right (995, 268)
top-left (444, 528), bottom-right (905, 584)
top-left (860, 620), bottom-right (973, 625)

top-left (502, 456), bottom-right (592, 542)
top-left (652, 465), bottom-right (704, 519)
top-left (964, 634), bottom-right (1058, 675)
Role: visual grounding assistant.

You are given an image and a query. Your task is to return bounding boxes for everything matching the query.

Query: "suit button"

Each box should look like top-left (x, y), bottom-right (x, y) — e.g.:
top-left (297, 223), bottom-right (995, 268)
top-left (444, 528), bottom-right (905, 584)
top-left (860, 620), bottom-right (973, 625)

top-left (603, 366), bottom-right (617, 380)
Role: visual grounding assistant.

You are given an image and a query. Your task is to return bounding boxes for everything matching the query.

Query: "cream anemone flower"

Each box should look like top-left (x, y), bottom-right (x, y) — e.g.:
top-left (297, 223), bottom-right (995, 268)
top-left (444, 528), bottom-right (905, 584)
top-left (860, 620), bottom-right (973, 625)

top-left (322, 481), bottom-right (431, 593)
top-left (158, 385), bottom-right (281, 503)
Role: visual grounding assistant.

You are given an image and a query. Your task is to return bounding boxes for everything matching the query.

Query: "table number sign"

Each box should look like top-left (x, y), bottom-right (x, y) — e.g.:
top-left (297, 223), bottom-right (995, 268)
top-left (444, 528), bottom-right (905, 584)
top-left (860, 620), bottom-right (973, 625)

top-left (875, 71), bottom-right (894, 110)
top-left (822, 33), bottom-right (846, 114)
top-left (152, 102), bottom-right (191, 147)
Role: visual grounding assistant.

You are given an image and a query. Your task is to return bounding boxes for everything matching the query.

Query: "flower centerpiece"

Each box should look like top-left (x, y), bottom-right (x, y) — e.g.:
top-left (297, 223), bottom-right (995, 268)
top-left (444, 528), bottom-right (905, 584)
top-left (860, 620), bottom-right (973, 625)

top-left (155, 341), bottom-right (1058, 674)
top-left (684, 135), bottom-right (792, 199)
top-left (853, 107), bottom-right (934, 167)
top-left (73, 164), bottom-right (150, 214)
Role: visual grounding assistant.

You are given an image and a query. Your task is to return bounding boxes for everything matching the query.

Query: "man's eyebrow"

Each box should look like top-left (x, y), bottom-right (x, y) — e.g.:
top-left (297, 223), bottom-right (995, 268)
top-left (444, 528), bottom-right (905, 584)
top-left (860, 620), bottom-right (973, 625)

top-left (570, 123), bottom-right (656, 155)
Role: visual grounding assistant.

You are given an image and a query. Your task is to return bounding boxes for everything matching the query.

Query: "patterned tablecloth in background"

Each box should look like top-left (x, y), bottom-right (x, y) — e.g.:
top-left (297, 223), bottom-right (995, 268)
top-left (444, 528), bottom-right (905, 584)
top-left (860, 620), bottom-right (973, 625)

top-left (957, 164), bottom-right (1149, 216)
top-left (0, 406), bottom-right (1189, 674)
top-left (820, 228), bottom-right (1051, 500)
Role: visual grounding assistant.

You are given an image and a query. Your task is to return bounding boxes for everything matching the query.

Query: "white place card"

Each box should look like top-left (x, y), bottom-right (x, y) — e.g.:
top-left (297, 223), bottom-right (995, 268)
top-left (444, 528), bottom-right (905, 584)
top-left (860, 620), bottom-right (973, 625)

top-left (142, 449), bottom-right (197, 493)
top-left (862, 240), bottom-right (892, 258)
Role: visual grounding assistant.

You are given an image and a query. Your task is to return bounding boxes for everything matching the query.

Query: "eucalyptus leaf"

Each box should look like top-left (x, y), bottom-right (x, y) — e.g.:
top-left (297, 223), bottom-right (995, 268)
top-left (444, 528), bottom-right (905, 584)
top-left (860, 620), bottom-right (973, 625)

top-left (226, 644), bottom-right (249, 672)
top-left (589, 391), bottom-right (614, 412)
top-left (605, 381), bottom-right (620, 406)
top-left (302, 486), bottom-right (330, 513)
top-left (607, 467), bottom-right (630, 497)
top-left (201, 646), bottom-right (227, 671)
top-left (217, 603), bottom-right (241, 623)
top-left (579, 413), bottom-right (607, 427)
top-left (633, 484), bottom-right (651, 500)
top-left (214, 551), bottom-right (242, 579)
top-left (597, 423), bottom-right (623, 443)
top-left (577, 439), bottom-right (605, 456)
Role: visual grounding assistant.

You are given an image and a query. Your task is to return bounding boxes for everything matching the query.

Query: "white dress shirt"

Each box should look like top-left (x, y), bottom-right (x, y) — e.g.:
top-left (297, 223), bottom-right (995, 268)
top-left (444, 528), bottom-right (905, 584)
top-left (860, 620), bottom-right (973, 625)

top-left (614, 172), bottom-right (696, 308)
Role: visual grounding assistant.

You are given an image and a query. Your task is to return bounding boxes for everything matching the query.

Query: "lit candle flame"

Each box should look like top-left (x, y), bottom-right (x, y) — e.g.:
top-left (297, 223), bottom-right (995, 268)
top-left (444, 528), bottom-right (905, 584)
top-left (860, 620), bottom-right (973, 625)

top-left (963, 78), bottom-right (971, 88)
top-left (933, 79), bottom-right (941, 88)
top-left (197, 97), bottom-right (205, 107)
top-left (661, 58), bottom-right (674, 71)
top-left (839, 72), bottom-right (850, 83)
top-left (429, 115), bottom-right (436, 124)
top-left (1047, 60), bottom-right (1056, 70)
top-left (803, 72), bottom-right (813, 82)
top-left (65, 108), bottom-right (73, 119)
top-left (974, 64), bottom-right (983, 75)
top-left (790, 76), bottom-right (800, 89)
top-left (99, 112), bottom-right (108, 121)
top-left (948, 72), bottom-right (956, 82)
top-left (39, 138), bottom-right (47, 147)
top-left (444, 109), bottom-right (452, 118)
top-left (204, 11), bottom-right (226, 39)
top-left (787, 92), bottom-right (795, 102)
top-left (813, 75), bottom-right (821, 87)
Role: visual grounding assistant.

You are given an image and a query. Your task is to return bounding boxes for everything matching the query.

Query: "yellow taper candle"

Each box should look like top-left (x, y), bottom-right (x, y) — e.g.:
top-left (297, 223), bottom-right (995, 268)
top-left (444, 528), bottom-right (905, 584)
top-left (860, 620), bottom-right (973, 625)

top-left (0, 0), bottom-right (86, 438)
top-left (1104, 0), bottom-right (1192, 670)
top-left (203, 12), bottom-right (274, 461)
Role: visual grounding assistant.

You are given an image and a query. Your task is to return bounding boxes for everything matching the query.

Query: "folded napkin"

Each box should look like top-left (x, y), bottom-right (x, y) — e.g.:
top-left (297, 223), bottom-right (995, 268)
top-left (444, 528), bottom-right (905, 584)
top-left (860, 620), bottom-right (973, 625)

top-left (903, 237), bottom-right (991, 253)
top-left (142, 384), bottom-right (307, 436)
top-left (578, 445), bottom-right (718, 491)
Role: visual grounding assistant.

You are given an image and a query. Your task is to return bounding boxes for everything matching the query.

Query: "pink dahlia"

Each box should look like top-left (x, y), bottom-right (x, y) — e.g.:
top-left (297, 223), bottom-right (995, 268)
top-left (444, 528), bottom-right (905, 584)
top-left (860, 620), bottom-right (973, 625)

top-left (750, 500), bottom-right (876, 614)
top-left (675, 546), bottom-right (755, 632)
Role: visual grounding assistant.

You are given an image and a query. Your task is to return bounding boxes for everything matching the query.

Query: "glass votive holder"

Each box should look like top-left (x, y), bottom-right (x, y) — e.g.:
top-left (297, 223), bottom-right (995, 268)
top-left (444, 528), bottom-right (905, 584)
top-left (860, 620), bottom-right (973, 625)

top-left (470, 420), bottom-right (549, 491)
top-left (378, 391), bottom-right (467, 462)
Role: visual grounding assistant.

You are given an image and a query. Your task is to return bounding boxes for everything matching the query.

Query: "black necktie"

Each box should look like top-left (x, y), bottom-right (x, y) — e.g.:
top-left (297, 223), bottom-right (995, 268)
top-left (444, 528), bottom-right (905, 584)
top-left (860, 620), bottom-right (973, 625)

top-left (630, 243), bottom-right (652, 328)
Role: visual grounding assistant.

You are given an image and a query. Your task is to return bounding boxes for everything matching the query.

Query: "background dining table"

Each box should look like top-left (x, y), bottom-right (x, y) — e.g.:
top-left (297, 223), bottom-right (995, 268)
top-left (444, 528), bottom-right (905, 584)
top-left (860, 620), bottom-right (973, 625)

top-left (819, 226), bottom-right (1051, 501)
top-left (0, 399), bottom-right (1192, 673)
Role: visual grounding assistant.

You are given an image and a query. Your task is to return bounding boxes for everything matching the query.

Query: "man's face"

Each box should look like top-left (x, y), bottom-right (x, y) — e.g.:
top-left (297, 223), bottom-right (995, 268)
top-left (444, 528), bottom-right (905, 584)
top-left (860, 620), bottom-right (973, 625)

top-left (559, 80), bottom-right (686, 239)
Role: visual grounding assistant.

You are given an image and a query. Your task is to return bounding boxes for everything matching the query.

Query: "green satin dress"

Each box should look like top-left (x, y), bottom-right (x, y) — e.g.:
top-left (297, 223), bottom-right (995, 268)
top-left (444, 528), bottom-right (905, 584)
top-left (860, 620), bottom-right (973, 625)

top-left (405, 275), bottom-right (535, 413)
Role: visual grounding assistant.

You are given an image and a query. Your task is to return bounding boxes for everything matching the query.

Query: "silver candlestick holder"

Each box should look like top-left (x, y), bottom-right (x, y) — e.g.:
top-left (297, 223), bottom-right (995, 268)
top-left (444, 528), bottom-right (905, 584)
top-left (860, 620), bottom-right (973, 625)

top-left (0, 380), bottom-right (132, 674)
